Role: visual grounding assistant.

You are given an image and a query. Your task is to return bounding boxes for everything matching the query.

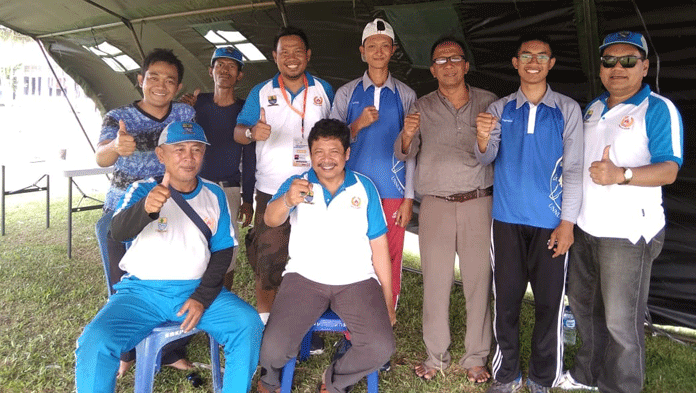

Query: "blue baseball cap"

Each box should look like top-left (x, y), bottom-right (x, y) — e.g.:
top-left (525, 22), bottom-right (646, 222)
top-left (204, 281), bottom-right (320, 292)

top-left (210, 46), bottom-right (244, 68)
top-left (158, 121), bottom-right (209, 146)
top-left (599, 31), bottom-right (648, 56)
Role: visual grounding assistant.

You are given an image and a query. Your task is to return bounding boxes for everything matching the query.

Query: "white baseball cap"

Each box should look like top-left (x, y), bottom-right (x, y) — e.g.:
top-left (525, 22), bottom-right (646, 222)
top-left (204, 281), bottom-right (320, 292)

top-left (362, 18), bottom-right (395, 44)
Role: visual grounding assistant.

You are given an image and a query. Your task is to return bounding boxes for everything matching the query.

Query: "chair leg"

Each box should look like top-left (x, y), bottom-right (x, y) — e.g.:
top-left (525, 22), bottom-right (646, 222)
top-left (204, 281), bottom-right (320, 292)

top-left (134, 339), bottom-right (160, 393)
top-left (209, 335), bottom-right (223, 393)
top-left (366, 370), bottom-right (379, 393)
top-left (298, 329), bottom-right (313, 362)
top-left (280, 356), bottom-right (297, 393)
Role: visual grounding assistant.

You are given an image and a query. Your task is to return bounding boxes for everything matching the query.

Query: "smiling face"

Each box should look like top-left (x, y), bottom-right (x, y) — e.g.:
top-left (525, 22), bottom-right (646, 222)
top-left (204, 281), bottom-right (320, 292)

top-left (156, 141), bottom-right (205, 188)
top-left (360, 34), bottom-right (395, 70)
top-left (600, 43), bottom-right (648, 101)
top-left (512, 40), bottom-right (555, 86)
top-left (210, 58), bottom-right (242, 90)
top-left (273, 35), bottom-right (311, 82)
top-left (137, 61), bottom-right (182, 111)
top-left (430, 41), bottom-right (469, 89)
top-left (310, 136), bottom-right (350, 184)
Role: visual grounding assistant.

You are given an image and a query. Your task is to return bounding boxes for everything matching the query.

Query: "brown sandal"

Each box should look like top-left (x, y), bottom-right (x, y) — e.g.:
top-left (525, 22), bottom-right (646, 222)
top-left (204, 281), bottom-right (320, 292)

top-left (466, 365), bottom-right (491, 384)
top-left (414, 362), bottom-right (438, 381)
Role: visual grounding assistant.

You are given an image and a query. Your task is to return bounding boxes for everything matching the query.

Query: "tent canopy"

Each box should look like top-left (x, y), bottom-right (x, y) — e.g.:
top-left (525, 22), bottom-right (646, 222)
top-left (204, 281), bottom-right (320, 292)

top-left (1, 0), bottom-right (695, 330)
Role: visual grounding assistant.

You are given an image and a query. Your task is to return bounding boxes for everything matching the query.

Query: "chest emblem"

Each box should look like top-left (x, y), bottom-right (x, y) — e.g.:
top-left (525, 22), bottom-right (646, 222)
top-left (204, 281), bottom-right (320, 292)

top-left (583, 110), bottom-right (594, 122)
top-left (314, 96), bottom-right (323, 106)
top-left (267, 95), bottom-right (278, 106)
top-left (619, 115), bottom-right (634, 129)
top-left (351, 196), bottom-right (362, 209)
top-left (157, 217), bottom-right (168, 232)
top-left (204, 217), bottom-right (215, 230)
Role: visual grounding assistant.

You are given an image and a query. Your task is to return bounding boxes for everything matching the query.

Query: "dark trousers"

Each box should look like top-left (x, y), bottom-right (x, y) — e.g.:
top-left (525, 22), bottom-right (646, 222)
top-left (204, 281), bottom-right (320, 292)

top-left (259, 273), bottom-right (394, 393)
top-left (491, 220), bottom-right (566, 387)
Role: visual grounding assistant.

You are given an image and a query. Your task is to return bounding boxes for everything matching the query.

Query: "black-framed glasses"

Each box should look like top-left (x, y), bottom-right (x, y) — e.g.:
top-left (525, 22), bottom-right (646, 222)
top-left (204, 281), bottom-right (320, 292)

top-left (600, 56), bottom-right (643, 68)
top-left (432, 55), bottom-right (465, 65)
top-left (518, 53), bottom-right (551, 64)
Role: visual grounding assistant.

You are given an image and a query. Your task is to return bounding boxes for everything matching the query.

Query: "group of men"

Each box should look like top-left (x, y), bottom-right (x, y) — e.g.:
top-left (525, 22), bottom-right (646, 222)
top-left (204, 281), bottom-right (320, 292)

top-left (75, 15), bottom-right (683, 393)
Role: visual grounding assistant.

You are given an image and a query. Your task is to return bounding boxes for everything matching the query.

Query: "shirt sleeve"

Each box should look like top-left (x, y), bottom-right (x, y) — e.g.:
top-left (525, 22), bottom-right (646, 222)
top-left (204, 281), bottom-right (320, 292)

top-left (646, 95), bottom-right (684, 167)
top-left (236, 82), bottom-right (264, 127)
top-left (330, 83), bottom-right (351, 122)
top-left (208, 184), bottom-right (237, 253)
top-left (474, 98), bottom-right (505, 166)
top-left (111, 180), bottom-right (157, 242)
top-left (394, 101), bottom-right (421, 161)
top-left (98, 110), bottom-right (120, 144)
top-left (241, 142), bottom-right (256, 203)
top-left (357, 175), bottom-right (388, 239)
top-left (559, 98), bottom-right (584, 223)
top-left (318, 78), bottom-right (335, 106)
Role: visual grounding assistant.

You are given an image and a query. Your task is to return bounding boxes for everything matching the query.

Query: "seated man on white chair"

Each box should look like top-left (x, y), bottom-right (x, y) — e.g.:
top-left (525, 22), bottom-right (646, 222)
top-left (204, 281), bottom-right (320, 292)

top-left (75, 121), bottom-right (263, 393)
top-left (257, 119), bottom-right (396, 393)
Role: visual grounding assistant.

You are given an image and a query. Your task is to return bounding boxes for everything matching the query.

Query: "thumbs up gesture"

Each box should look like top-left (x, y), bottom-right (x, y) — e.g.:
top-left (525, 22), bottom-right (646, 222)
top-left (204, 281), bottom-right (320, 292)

top-left (145, 172), bottom-right (172, 214)
top-left (589, 145), bottom-right (622, 185)
top-left (179, 88), bottom-right (200, 106)
top-left (252, 108), bottom-right (272, 141)
top-left (114, 120), bottom-right (136, 157)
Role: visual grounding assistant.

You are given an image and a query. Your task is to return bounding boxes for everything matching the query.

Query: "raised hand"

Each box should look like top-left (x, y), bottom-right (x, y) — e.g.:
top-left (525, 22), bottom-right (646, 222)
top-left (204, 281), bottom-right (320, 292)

top-left (114, 120), bottom-right (136, 157)
top-left (589, 145), bottom-right (622, 185)
top-left (144, 172), bottom-right (172, 214)
top-left (284, 178), bottom-right (313, 207)
top-left (354, 106), bottom-right (379, 135)
top-left (252, 108), bottom-right (272, 141)
top-left (179, 88), bottom-right (200, 106)
top-left (400, 112), bottom-right (420, 153)
top-left (476, 113), bottom-right (497, 152)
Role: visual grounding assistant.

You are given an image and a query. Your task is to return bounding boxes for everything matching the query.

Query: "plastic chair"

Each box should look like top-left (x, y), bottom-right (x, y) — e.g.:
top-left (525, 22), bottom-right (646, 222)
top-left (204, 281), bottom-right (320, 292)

top-left (280, 309), bottom-right (378, 393)
top-left (95, 215), bottom-right (224, 393)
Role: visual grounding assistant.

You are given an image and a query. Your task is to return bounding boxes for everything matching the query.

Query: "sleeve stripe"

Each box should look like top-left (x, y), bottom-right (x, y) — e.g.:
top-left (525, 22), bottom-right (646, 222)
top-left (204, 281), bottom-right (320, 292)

top-left (651, 92), bottom-right (683, 159)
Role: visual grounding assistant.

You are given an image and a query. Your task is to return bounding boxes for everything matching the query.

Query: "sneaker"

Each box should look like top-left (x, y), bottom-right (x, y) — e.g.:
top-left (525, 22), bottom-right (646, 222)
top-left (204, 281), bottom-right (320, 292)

top-left (486, 374), bottom-right (524, 393)
top-left (555, 371), bottom-right (599, 391)
top-left (526, 378), bottom-right (549, 393)
top-left (331, 336), bottom-right (352, 362)
top-left (379, 360), bottom-right (391, 372)
top-left (309, 332), bottom-right (325, 356)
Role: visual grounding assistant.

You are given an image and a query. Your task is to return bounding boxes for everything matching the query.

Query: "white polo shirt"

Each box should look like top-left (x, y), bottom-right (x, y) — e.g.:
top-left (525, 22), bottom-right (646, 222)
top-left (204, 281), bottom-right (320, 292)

top-left (271, 168), bottom-right (387, 286)
top-left (577, 84), bottom-right (683, 244)
top-left (237, 72), bottom-right (334, 195)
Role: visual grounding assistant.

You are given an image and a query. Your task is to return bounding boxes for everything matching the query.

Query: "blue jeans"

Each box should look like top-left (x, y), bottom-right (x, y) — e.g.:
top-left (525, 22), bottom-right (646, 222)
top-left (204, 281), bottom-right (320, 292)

top-left (568, 226), bottom-right (664, 393)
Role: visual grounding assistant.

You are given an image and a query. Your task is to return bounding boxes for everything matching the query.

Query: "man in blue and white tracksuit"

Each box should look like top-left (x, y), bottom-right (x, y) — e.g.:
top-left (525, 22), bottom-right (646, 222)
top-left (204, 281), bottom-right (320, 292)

top-left (562, 31), bottom-right (683, 393)
top-left (76, 122), bottom-right (263, 393)
top-left (476, 34), bottom-right (583, 393)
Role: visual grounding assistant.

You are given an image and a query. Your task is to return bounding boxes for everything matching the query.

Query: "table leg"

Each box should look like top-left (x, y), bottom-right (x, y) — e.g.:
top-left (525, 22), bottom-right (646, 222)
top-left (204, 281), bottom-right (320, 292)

top-left (1, 165), bottom-right (5, 236)
top-left (68, 176), bottom-right (72, 259)
top-left (46, 174), bottom-right (50, 229)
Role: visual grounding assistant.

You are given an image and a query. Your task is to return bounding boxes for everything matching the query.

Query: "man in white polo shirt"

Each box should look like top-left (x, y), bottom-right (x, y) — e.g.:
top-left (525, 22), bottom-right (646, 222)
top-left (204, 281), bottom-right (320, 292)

top-left (257, 119), bottom-right (395, 393)
top-left (234, 26), bottom-right (333, 324)
top-left (558, 31), bottom-right (683, 393)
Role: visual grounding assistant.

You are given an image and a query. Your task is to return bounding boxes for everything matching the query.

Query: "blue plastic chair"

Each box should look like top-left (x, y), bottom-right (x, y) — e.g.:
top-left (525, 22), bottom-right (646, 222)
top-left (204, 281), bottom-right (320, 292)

top-left (280, 309), bottom-right (378, 393)
top-left (95, 214), bottom-right (223, 393)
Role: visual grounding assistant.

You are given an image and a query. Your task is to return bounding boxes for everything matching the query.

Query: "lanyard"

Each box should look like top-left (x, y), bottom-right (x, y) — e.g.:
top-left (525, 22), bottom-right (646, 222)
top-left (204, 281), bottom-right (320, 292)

top-left (278, 74), bottom-right (309, 138)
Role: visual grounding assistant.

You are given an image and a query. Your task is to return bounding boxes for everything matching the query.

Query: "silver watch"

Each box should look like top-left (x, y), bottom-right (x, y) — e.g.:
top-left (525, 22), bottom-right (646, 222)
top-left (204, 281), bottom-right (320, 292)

top-left (620, 167), bottom-right (633, 185)
top-left (245, 128), bottom-right (254, 141)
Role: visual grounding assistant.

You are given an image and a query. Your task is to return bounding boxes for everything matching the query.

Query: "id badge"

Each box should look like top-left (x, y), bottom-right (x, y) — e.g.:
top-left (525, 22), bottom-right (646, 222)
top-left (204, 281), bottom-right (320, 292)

top-left (293, 137), bottom-right (310, 167)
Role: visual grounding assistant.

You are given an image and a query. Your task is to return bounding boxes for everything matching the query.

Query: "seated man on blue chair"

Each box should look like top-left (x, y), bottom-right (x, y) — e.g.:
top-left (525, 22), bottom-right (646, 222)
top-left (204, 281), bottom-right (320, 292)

top-left (257, 119), bottom-right (396, 393)
top-left (75, 121), bottom-right (263, 393)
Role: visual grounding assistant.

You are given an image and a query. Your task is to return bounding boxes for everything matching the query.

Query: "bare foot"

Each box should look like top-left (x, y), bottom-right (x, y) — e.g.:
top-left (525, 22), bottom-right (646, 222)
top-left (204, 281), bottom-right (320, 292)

top-left (117, 360), bottom-right (134, 378)
top-left (414, 363), bottom-right (438, 381)
top-left (165, 358), bottom-right (194, 371)
top-left (466, 365), bottom-right (491, 384)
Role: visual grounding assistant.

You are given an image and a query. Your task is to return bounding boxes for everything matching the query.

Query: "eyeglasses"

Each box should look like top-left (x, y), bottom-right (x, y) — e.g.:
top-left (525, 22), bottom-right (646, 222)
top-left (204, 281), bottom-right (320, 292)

top-left (517, 53), bottom-right (551, 64)
top-left (432, 55), bottom-right (465, 65)
top-left (600, 55), bottom-right (643, 68)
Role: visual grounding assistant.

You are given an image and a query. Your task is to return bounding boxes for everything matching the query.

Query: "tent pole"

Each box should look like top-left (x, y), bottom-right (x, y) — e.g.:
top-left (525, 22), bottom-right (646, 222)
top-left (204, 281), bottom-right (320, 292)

top-left (81, 0), bottom-right (145, 61)
top-left (274, 0), bottom-right (290, 27)
top-left (34, 38), bottom-right (96, 154)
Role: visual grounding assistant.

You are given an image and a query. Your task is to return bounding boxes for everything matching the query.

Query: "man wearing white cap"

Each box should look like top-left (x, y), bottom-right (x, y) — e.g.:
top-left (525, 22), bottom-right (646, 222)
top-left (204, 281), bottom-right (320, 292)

top-left (76, 121), bottom-right (263, 393)
top-left (180, 47), bottom-right (256, 289)
top-left (558, 31), bottom-right (683, 393)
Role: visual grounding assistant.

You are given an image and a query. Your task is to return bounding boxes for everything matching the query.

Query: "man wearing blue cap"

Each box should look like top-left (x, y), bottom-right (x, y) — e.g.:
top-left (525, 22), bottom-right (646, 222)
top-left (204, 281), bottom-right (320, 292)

top-left (76, 122), bottom-right (263, 393)
top-left (180, 47), bottom-right (256, 289)
top-left (558, 31), bottom-right (683, 393)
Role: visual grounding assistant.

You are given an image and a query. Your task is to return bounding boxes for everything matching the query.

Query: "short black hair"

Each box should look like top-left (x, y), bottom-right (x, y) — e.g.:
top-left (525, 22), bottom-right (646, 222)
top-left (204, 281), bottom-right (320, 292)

top-left (516, 33), bottom-right (554, 57)
top-left (273, 26), bottom-right (310, 52)
top-left (430, 36), bottom-right (466, 61)
top-left (308, 119), bottom-right (350, 152)
top-left (141, 48), bottom-right (184, 83)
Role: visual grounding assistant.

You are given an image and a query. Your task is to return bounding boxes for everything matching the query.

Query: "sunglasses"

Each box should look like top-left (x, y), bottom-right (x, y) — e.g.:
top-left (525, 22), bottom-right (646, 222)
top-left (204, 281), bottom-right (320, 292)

top-left (432, 55), bottom-right (465, 65)
top-left (517, 53), bottom-right (551, 64)
top-left (600, 55), bottom-right (643, 68)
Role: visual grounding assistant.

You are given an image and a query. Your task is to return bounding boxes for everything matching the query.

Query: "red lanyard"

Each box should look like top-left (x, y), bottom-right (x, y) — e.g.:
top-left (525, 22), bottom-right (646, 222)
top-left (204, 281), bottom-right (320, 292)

top-left (278, 74), bottom-right (309, 138)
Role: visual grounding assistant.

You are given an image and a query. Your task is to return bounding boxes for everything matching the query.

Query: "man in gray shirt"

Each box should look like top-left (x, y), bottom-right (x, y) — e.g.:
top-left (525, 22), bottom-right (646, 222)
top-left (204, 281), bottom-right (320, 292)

top-left (395, 36), bottom-right (497, 384)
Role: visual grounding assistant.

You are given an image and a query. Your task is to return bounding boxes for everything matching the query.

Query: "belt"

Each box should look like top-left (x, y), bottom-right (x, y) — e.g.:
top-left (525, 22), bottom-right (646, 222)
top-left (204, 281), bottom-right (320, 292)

top-left (434, 186), bottom-right (493, 203)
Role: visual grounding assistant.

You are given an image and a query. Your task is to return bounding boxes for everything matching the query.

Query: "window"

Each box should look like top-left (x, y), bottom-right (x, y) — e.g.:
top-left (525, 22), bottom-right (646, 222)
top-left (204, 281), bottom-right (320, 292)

top-left (195, 25), bottom-right (267, 62)
top-left (83, 42), bottom-right (140, 72)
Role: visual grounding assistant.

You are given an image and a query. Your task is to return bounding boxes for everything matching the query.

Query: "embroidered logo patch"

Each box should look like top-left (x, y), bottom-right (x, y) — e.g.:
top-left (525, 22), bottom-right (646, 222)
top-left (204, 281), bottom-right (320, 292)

top-left (267, 95), bottom-right (278, 106)
top-left (619, 115), bottom-right (634, 129)
top-left (584, 110), bottom-right (594, 122)
top-left (313, 96), bottom-right (323, 106)
top-left (204, 217), bottom-right (215, 230)
top-left (157, 217), bottom-right (168, 232)
top-left (351, 196), bottom-right (361, 209)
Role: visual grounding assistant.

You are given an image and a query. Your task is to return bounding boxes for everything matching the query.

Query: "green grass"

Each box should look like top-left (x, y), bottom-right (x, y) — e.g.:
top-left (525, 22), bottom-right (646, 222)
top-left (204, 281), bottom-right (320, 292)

top-left (1, 197), bottom-right (695, 392)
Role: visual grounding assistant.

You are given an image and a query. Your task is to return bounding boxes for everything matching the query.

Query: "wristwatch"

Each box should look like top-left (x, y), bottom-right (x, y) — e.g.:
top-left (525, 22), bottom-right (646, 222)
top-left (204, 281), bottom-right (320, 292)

top-left (620, 167), bottom-right (633, 185)
top-left (245, 128), bottom-right (254, 141)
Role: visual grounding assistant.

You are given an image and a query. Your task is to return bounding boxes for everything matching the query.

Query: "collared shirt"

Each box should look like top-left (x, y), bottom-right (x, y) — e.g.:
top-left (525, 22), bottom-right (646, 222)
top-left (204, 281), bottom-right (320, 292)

top-left (395, 86), bottom-right (498, 196)
top-left (578, 84), bottom-right (683, 243)
top-left (271, 168), bottom-right (387, 286)
top-left (194, 93), bottom-right (256, 203)
top-left (237, 72), bottom-right (334, 195)
top-left (476, 85), bottom-right (584, 229)
top-left (331, 71), bottom-right (416, 199)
